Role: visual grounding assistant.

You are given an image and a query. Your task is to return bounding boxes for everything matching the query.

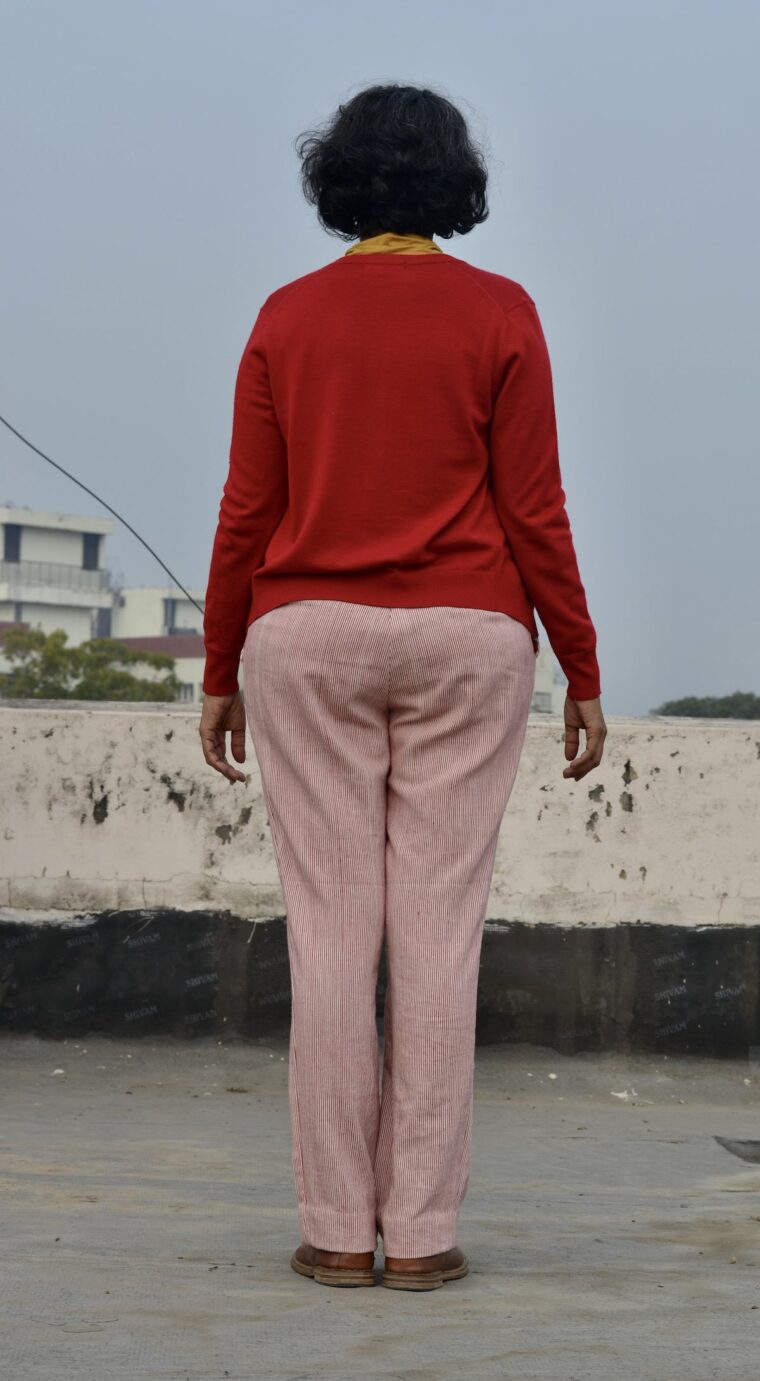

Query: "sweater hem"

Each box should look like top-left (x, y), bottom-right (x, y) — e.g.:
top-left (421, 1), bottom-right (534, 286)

top-left (248, 568), bottom-right (540, 647)
top-left (203, 572), bottom-right (601, 703)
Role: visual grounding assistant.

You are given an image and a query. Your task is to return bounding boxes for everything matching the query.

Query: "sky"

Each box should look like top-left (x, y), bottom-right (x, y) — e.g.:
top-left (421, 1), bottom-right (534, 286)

top-left (1, 0), bottom-right (757, 717)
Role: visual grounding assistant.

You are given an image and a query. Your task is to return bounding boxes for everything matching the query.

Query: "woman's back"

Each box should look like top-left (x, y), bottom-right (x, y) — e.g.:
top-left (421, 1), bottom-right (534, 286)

top-left (203, 238), bottom-right (601, 703)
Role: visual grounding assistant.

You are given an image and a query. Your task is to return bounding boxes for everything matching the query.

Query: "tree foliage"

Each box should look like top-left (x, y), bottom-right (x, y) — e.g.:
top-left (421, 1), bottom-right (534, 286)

top-left (0, 627), bottom-right (181, 701)
top-left (652, 691), bottom-right (760, 719)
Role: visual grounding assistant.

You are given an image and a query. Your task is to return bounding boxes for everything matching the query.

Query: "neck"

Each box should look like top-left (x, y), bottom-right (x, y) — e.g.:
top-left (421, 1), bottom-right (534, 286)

top-left (360, 229), bottom-right (434, 241)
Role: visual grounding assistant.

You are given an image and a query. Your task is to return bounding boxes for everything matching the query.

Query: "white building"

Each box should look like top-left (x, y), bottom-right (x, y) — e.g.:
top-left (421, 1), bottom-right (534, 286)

top-left (109, 585), bottom-right (207, 703)
top-left (110, 585), bottom-right (204, 640)
top-left (0, 504), bottom-right (113, 645)
top-left (0, 509), bottom-right (206, 699)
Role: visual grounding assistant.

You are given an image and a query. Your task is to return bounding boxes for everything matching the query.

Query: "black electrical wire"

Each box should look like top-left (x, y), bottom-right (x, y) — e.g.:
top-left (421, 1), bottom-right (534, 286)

top-left (0, 412), bottom-right (204, 616)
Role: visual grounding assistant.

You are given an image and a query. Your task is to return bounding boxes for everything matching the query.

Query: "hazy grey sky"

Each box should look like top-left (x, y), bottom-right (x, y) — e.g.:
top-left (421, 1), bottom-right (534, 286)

top-left (2, 0), bottom-right (757, 716)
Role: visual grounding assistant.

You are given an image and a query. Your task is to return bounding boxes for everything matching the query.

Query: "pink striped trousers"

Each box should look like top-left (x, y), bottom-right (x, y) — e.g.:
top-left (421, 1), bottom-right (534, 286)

top-left (242, 600), bottom-right (535, 1257)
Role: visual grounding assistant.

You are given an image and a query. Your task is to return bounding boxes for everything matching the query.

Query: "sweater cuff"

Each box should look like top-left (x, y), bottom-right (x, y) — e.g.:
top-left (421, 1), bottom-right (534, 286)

top-left (566, 675), bottom-right (602, 702)
top-left (202, 653), bottom-right (241, 698)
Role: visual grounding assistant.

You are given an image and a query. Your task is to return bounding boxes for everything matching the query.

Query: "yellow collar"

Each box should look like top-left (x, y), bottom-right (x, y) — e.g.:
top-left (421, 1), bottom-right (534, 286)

top-left (345, 231), bottom-right (443, 256)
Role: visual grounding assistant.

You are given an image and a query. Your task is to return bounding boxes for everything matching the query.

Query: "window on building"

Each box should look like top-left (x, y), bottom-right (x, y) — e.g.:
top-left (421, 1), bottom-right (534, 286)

top-left (3, 523), bottom-right (21, 562)
top-left (178, 682), bottom-right (195, 702)
top-left (163, 597), bottom-right (177, 634)
top-left (82, 533), bottom-right (100, 570)
top-left (93, 607), bottom-right (112, 638)
top-left (13, 601), bottom-right (23, 622)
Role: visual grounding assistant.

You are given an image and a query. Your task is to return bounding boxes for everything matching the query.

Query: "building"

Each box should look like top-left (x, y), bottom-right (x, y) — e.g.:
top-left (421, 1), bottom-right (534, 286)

top-left (0, 504), bottom-right (113, 646)
top-left (109, 585), bottom-right (206, 703)
top-left (0, 505), bottom-right (205, 698)
top-left (109, 585), bottom-right (204, 640)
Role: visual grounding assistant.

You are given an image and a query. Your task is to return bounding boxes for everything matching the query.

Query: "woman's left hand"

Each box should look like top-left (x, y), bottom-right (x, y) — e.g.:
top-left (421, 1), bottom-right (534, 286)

top-left (199, 691), bottom-right (248, 783)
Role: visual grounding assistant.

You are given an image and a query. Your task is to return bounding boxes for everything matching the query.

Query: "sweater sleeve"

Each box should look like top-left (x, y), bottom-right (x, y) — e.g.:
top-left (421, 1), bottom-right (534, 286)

top-left (489, 297), bottom-right (601, 702)
top-left (202, 307), bottom-right (288, 696)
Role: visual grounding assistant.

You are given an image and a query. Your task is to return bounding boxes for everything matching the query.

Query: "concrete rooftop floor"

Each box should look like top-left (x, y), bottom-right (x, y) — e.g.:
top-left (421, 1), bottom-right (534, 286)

top-left (2, 1035), bottom-right (759, 1381)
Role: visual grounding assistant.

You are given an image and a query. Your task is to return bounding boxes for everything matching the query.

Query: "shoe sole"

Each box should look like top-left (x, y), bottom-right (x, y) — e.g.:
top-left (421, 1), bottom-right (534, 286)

top-left (290, 1253), bottom-right (375, 1287)
top-left (381, 1258), bottom-right (469, 1290)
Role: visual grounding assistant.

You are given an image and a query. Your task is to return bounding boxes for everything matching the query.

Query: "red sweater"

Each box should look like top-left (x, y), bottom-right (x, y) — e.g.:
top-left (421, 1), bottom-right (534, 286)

top-left (202, 252), bottom-right (601, 701)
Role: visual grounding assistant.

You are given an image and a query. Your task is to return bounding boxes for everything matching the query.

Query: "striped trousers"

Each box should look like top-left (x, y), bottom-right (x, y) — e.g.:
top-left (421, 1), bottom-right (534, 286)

top-left (242, 600), bottom-right (535, 1257)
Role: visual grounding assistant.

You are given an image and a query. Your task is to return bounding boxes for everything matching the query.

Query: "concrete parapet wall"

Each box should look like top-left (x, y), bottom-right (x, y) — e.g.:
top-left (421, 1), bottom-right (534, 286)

top-left (1, 702), bottom-right (758, 927)
top-left (1, 702), bottom-right (758, 1051)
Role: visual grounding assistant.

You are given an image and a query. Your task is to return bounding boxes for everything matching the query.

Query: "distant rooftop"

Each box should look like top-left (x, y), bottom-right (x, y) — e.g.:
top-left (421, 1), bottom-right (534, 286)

top-left (0, 503), bottom-right (113, 535)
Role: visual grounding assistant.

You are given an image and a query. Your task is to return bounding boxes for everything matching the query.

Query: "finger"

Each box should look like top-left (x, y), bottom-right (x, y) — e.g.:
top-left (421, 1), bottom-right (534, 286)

top-left (200, 728), bottom-right (246, 782)
top-left (210, 751), bottom-right (246, 783)
top-left (563, 750), bottom-right (594, 779)
top-left (564, 725), bottom-right (580, 759)
top-left (230, 726), bottom-right (246, 764)
top-left (563, 742), bottom-right (604, 779)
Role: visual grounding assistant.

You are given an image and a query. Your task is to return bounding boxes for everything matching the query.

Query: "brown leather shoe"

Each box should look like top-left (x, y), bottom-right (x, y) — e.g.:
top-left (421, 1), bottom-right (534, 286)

top-left (382, 1245), bottom-right (469, 1291)
top-left (290, 1241), bottom-right (376, 1287)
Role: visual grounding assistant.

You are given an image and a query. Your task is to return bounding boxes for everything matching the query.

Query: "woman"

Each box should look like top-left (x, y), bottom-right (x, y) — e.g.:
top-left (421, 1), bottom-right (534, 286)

top-left (199, 82), bottom-right (606, 1291)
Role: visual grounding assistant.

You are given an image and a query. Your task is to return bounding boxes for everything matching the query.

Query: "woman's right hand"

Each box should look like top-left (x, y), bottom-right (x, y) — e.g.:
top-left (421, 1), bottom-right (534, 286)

top-left (199, 690), bottom-right (248, 784)
top-left (562, 696), bottom-right (607, 780)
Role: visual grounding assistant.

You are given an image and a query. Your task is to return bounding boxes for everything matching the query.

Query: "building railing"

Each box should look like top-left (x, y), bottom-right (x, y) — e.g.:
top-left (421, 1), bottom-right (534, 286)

top-left (0, 559), bottom-right (112, 594)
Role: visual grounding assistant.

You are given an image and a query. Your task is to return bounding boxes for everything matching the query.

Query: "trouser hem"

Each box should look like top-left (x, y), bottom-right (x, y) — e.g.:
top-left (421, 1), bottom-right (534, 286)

top-left (300, 1207), bottom-right (379, 1254)
top-left (376, 1214), bottom-right (459, 1258)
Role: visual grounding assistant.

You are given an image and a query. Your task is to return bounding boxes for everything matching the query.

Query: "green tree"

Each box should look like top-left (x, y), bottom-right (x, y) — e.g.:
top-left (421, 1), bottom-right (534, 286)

top-left (652, 691), bottom-right (760, 719)
top-left (0, 627), bottom-right (181, 701)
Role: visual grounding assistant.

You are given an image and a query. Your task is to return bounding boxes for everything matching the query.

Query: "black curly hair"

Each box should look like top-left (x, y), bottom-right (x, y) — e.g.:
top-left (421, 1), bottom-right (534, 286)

top-left (294, 83), bottom-right (489, 242)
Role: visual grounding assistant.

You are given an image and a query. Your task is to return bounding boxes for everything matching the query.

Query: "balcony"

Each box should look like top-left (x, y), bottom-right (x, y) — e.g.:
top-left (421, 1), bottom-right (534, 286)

top-left (0, 558), bottom-right (113, 607)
